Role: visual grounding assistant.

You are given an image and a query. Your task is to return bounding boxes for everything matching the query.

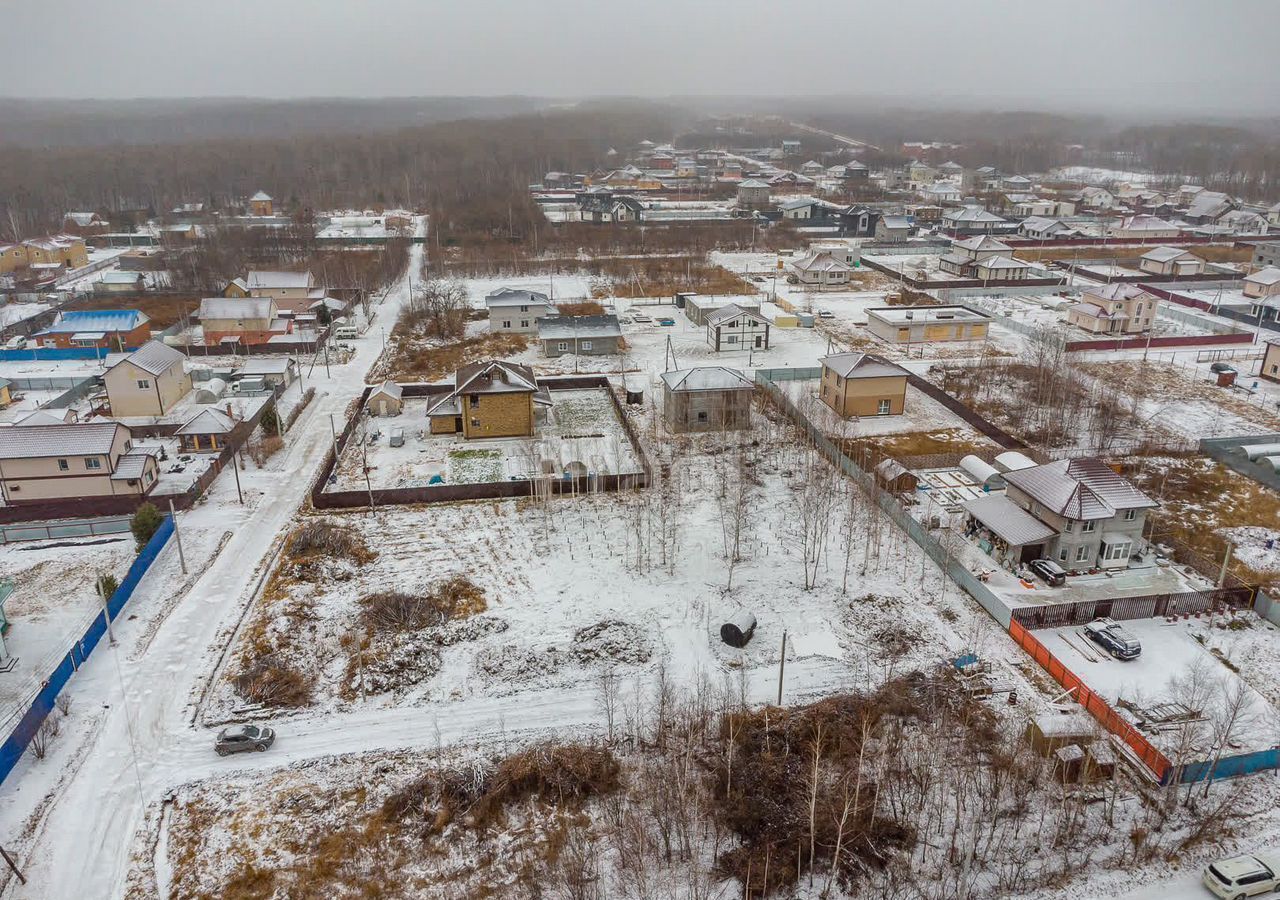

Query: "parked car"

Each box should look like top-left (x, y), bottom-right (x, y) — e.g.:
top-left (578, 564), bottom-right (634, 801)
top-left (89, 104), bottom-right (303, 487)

top-left (1028, 558), bottom-right (1066, 587)
top-left (3, 336), bottom-right (27, 350)
top-left (617, 316), bottom-right (632, 325)
top-left (631, 313), bottom-right (652, 323)
top-left (1209, 361), bottom-right (1237, 374)
top-left (1203, 853), bottom-right (1280, 898)
top-left (657, 318), bottom-right (676, 327)
top-left (215, 724), bottom-right (276, 756)
top-left (752, 275), bottom-right (766, 283)
top-left (1083, 617), bottom-right (1141, 660)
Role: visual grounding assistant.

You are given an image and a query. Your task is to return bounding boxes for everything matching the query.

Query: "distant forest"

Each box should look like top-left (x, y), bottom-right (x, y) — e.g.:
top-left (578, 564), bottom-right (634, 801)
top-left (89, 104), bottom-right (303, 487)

top-left (2, 97), bottom-right (1278, 245)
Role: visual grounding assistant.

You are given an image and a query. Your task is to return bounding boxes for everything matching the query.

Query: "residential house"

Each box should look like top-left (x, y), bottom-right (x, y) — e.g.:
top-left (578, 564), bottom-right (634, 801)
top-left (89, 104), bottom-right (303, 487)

top-left (160, 223), bottom-right (198, 245)
top-left (23, 234), bottom-right (89, 270)
top-left (736, 179), bottom-right (771, 210)
top-left (62, 212), bottom-right (108, 236)
top-left (1138, 246), bottom-right (1205, 277)
top-left (1177, 184), bottom-right (1204, 206)
top-left (1067, 284), bottom-right (1158, 334)
top-left (1183, 191), bottom-right (1234, 224)
top-left (874, 215), bottom-right (911, 242)
top-left (806, 240), bottom-right (861, 267)
top-left (538, 315), bottom-right (623, 357)
top-left (1253, 242), bottom-right (1280, 270)
top-left (941, 205), bottom-right (1006, 235)
top-left (198, 297), bottom-right (285, 345)
top-left (974, 255), bottom-right (1034, 281)
top-left (1217, 210), bottom-right (1268, 234)
top-left (1018, 216), bottom-right (1085, 240)
top-left (779, 198), bottom-right (825, 220)
top-left (0, 422), bottom-right (157, 504)
top-left (367, 381), bottom-right (404, 416)
top-left (1000, 457), bottom-right (1156, 572)
top-left (789, 250), bottom-right (853, 286)
top-left (1107, 215), bottom-right (1180, 240)
top-left (907, 162), bottom-right (937, 186)
top-left (576, 189), bottom-right (645, 223)
top-left (104, 341), bottom-right (191, 417)
top-left (706, 305), bottom-right (770, 353)
top-left (239, 269), bottom-right (323, 315)
top-left (1009, 197), bottom-right (1057, 218)
top-left (94, 271), bottom-right (145, 294)
top-left (781, 139), bottom-right (801, 155)
top-left (919, 183), bottom-right (962, 203)
top-left (1002, 175), bottom-right (1034, 192)
top-left (176, 408), bottom-right (239, 453)
top-left (767, 171), bottom-right (816, 193)
top-left (938, 235), bottom-right (1013, 277)
top-left (660, 366), bottom-right (754, 433)
top-left (866, 306), bottom-right (991, 343)
top-left (1244, 266), bottom-right (1280, 300)
top-left (800, 160), bottom-right (825, 177)
top-left (33, 309), bottom-right (151, 350)
top-left (485, 288), bottom-right (557, 334)
top-left (1260, 341), bottom-right (1280, 382)
top-left (237, 357), bottom-right (298, 389)
top-left (837, 206), bottom-right (879, 237)
top-left (819, 353), bottom-right (909, 418)
top-left (424, 360), bottom-right (552, 439)
top-left (249, 191), bottom-right (274, 216)
top-left (843, 160), bottom-right (869, 180)
top-left (682, 296), bottom-right (762, 327)
top-left (1076, 187), bottom-right (1117, 210)
top-left (1269, 202), bottom-right (1280, 227)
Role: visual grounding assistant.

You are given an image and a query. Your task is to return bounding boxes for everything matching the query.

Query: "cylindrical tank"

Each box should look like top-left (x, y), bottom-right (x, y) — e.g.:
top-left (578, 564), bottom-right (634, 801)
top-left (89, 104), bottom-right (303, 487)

top-left (720, 611), bottom-right (757, 649)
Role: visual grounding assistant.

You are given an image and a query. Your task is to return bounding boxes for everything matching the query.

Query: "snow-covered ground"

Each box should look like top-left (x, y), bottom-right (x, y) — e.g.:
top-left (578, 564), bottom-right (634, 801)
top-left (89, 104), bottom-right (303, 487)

top-left (0, 303), bottom-right (50, 330)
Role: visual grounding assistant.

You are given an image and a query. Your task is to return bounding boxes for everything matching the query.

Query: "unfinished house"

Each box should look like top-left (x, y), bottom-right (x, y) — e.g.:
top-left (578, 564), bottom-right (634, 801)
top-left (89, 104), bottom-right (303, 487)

top-left (660, 367), bottom-right (754, 433)
top-left (818, 353), bottom-right (909, 418)
top-left (485, 288), bottom-right (557, 334)
top-left (103, 341), bottom-right (192, 417)
top-left (1067, 284), bottom-right (1159, 335)
top-left (965, 457), bottom-right (1156, 572)
top-left (706, 305), bottom-right (770, 353)
top-left (537, 315), bottom-right (623, 357)
top-left (425, 360), bottom-right (552, 439)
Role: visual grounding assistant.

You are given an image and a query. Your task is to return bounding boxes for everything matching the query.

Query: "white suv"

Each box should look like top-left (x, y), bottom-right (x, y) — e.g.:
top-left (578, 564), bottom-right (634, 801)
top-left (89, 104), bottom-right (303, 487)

top-left (1203, 854), bottom-right (1280, 898)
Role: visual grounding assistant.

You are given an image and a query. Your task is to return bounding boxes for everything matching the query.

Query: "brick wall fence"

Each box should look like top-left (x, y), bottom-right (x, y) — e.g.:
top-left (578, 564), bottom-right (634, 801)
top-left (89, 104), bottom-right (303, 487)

top-left (309, 375), bottom-right (652, 511)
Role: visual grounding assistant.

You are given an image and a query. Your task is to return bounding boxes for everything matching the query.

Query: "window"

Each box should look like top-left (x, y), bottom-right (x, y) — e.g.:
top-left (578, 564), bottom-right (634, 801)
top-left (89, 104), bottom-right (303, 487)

top-left (581, 341), bottom-right (592, 351)
top-left (1123, 509), bottom-right (1136, 521)
top-left (696, 411), bottom-right (708, 422)
top-left (520, 320), bottom-right (529, 328)
top-left (1081, 520), bottom-right (1096, 533)
top-left (1076, 546), bottom-right (1089, 562)
top-left (85, 458), bottom-right (102, 470)
top-left (1063, 521), bottom-right (1073, 533)
top-left (727, 335), bottom-right (737, 344)
top-left (57, 458), bottom-right (69, 471)
top-left (877, 399), bottom-right (891, 415)
top-left (1058, 547), bottom-right (1069, 562)
top-left (519, 305), bottom-right (528, 312)
top-left (502, 320), bottom-right (511, 329)
top-left (136, 379), bottom-right (151, 390)
top-left (557, 342), bottom-right (569, 352)
top-left (470, 418), bottom-right (480, 427)
top-left (468, 395), bottom-right (479, 410)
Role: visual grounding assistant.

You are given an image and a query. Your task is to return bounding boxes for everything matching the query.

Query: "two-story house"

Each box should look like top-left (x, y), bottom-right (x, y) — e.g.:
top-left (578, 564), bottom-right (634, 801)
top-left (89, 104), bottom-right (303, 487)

top-left (706, 305), bottom-right (770, 353)
top-left (104, 341), bottom-right (192, 417)
top-left (0, 423), bottom-right (158, 505)
top-left (1000, 457), bottom-right (1156, 572)
top-left (1067, 284), bottom-right (1159, 335)
top-left (425, 360), bottom-right (552, 439)
top-left (485, 288), bottom-right (557, 334)
top-left (198, 297), bottom-right (286, 345)
top-left (818, 352), bottom-right (909, 417)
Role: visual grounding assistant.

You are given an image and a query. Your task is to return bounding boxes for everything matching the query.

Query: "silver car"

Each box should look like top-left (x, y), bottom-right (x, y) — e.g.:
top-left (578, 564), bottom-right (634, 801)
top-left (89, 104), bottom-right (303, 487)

top-left (215, 724), bottom-right (276, 756)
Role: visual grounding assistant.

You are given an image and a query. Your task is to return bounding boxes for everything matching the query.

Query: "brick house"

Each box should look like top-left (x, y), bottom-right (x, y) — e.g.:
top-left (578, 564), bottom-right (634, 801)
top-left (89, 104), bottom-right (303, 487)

top-left (819, 353), bottom-right (909, 417)
top-left (425, 360), bottom-right (552, 439)
top-left (33, 309), bottom-right (152, 350)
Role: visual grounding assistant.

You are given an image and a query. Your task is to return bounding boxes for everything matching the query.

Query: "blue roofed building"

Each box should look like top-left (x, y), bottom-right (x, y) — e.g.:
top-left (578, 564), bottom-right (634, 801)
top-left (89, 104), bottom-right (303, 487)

top-left (33, 309), bottom-right (152, 350)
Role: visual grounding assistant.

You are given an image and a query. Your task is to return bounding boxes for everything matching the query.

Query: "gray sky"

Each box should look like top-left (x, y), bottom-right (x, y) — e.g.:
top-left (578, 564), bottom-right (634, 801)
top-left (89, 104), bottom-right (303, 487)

top-left (3, 0), bottom-right (1277, 113)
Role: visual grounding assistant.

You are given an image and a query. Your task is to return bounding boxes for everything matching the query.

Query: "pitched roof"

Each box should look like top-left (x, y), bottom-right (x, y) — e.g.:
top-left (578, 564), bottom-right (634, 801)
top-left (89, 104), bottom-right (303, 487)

top-left (1116, 215), bottom-right (1177, 231)
top-left (369, 380), bottom-right (403, 400)
top-left (706, 304), bottom-right (763, 327)
top-left (963, 494), bottom-right (1058, 546)
top-left (737, 178), bottom-right (769, 189)
top-left (1141, 246), bottom-right (1199, 263)
top-left (944, 206), bottom-right (1006, 224)
top-left (110, 452), bottom-right (154, 481)
top-left (0, 422), bottom-right (124, 459)
top-left (976, 255), bottom-right (1032, 271)
top-left (176, 408), bottom-right (236, 436)
top-left (954, 235), bottom-right (1012, 252)
top-left (792, 251), bottom-right (852, 273)
top-left (199, 298), bottom-right (277, 320)
top-left (820, 352), bottom-right (909, 380)
top-left (36, 309), bottom-right (148, 336)
top-left (1003, 457), bottom-right (1155, 521)
top-left (660, 366), bottom-right (754, 392)
top-left (99, 271), bottom-right (143, 284)
top-left (13, 410), bottom-right (69, 427)
top-left (245, 270), bottom-right (312, 290)
top-left (238, 358), bottom-right (293, 376)
top-left (250, 191), bottom-right (273, 201)
top-left (1084, 283), bottom-right (1150, 303)
top-left (426, 360), bottom-right (551, 416)
top-left (485, 287), bottom-right (551, 308)
top-left (1247, 266), bottom-right (1280, 287)
top-left (65, 212), bottom-right (100, 226)
top-left (110, 340), bottom-right (185, 376)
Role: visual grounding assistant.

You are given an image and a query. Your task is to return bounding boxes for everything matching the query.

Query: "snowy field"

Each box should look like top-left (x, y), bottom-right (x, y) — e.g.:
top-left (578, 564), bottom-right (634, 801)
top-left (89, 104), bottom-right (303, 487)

top-left (331, 388), bottom-right (644, 490)
top-left (0, 302), bottom-right (51, 329)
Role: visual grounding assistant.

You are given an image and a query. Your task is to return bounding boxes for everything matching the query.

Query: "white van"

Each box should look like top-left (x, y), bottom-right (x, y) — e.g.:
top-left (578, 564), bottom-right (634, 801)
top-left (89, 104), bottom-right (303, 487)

top-left (3, 336), bottom-right (27, 350)
top-left (333, 326), bottom-right (359, 340)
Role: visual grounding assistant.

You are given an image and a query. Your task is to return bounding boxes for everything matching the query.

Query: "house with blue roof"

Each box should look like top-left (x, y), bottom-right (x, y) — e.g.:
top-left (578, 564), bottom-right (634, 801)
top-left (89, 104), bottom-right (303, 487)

top-left (33, 309), bottom-right (152, 350)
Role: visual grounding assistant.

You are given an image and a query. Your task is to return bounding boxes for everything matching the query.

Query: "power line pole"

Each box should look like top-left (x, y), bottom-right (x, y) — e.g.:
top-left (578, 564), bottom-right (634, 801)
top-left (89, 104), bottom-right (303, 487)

top-left (776, 629), bottom-right (787, 705)
top-left (167, 498), bottom-right (187, 575)
top-left (0, 845), bottom-right (25, 885)
top-left (231, 450), bottom-right (244, 505)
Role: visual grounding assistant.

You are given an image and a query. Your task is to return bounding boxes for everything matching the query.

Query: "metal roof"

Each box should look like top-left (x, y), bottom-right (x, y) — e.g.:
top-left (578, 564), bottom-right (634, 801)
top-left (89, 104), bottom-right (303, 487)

top-left (1141, 246), bottom-right (1199, 263)
top-left (110, 452), bottom-right (154, 481)
top-left (1003, 457), bottom-right (1155, 521)
top-left (0, 422), bottom-right (124, 459)
top-left (37, 309), bottom-right (148, 336)
top-left (111, 341), bottom-right (185, 376)
top-left (963, 494), bottom-right (1058, 546)
top-left (370, 380), bottom-right (403, 400)
top-left (660, 366), bottom-right (753, 392)
top-left (537, 315), bottom-right (622, 341)
top-left (245, 270), bottom-right (311, 290)
top-left (706, 304), bottom-right (763, 327)
top-left (199, 298), bottom-right (276, 320)
top-left (485, 287), bottom-right (551, 308)
top-left (820, 352), bottom-right (909, 380)
top-left (177, 408), bottom-right (236, 435)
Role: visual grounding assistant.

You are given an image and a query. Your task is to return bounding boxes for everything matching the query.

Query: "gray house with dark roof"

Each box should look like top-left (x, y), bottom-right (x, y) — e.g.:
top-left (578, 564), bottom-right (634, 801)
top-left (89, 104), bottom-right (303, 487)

top-left (660, 367), bottom-right (754, 433)
top-left (537, 315), bottom-right (622, 357)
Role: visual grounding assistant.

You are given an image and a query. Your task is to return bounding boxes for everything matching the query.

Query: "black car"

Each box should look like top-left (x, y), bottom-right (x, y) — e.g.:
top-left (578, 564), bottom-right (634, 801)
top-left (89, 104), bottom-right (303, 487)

top-left (1083, 618), bottom-right (1142, 660)
top-left (1028, 558), bottom-right (1066, 587)
top-left (1209, 362), bottom-right (1237, 375)
top-left (215, 724), bottom-right (276, 756)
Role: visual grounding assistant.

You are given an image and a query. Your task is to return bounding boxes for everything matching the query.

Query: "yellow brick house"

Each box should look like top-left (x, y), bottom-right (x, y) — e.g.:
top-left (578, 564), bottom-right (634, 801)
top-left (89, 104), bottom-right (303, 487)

top-left (425, 360), bottom-right (552, 439)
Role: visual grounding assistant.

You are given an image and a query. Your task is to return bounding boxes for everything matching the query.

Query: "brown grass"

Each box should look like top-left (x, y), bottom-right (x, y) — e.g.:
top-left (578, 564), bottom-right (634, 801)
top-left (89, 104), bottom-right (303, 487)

top-left (843, 428), bottom-right (997, 466)
top-left (385, 330), bottom-right (528, 382)
top-left (1012, 245), bottom-right (1251, 264)
top-left (587, 256), bottom-right (755, 298)
top-left (68, 293), bottom-right (200, 330)
top-left (553, 300), bottom-right (605, 317)
top-left (358, 576), bottom-right (487, 632)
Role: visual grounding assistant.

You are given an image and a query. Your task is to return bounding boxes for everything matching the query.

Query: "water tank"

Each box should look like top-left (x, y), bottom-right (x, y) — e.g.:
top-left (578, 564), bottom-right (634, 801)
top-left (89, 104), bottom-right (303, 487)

top-left (193, 378), bottom-right (227, 403)
top-left (720, 611), bottom-right (757, 648)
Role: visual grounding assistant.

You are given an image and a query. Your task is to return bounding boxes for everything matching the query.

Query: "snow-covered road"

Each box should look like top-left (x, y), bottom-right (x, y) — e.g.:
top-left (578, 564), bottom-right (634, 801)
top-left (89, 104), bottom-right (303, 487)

top-left (0, 241), bottom-right (422, 899)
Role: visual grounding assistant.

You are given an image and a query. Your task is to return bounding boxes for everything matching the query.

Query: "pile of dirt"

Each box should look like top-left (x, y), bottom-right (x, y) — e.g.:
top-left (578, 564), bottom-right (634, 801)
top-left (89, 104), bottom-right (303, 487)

top-left (571, 620), bottom-right (652, 665)
top-left (348, 634), bottom-right (443, 695)
top-left (472, 645), bottom-right (563, 682)
top-left (435, 615), bottom-right (508, 646)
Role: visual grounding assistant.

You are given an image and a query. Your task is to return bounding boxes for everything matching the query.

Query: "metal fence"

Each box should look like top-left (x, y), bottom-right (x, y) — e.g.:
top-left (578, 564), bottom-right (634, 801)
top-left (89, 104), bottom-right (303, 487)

top-left (0, 515), bottom-right (174, 786)
top-left (0, 516), bottom-right (132, 545)
top-left (1010, 587), bottom-right (1255, 629)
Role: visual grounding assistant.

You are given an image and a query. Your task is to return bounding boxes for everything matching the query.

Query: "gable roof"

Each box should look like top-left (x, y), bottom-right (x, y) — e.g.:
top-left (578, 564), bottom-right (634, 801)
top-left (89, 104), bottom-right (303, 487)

top-left (250, 191), bottom-right (273, 201)
top-left (36, 309), bottom-right (148, 336)
top-left (706, 304), bottom-right (763, 327)
top-left (954, 234), bottom-right (1012, 252)
top-left (111, 340), bottom-right (185, 376)
top-left (176, 408), bottom-right (237, 436)
top-left (1116, 215), bottom-right (1177, 231)
top-left (1141, 246), bottom-right (1199, 263)
top-left (820, 352), bottom-right (909, 380)
top-left (1084, 283), bottom-right (1151, 303)
top-left (1247, 266), bottom-right (1280, 287)
top-left (13, 410), bottom-right (69, 427)
top-left (485, 287), bottom-right (551, 308)
top-left (537, 315), bottom-right (622, 341)
top-left (944, 206), bottom-right (1006, 224)
top-left (792, 251), bottom-right (852, 273)
top-left (199, 298), bottom-right (277, 320)
top-left (245, 270), bottom-right (312, 290)
top-left (369, 380), bottom-right (403, 400)
top-left (660, 366), bottom-right (754, 392)
top-left (1003, 457), bottom-right (1155, 521)
top-left (0, 422), bottom-right (125, 459)
top-left (976, 255), bottom-right (1031, 271)
top-left (738, 178), bottom-right (769, 189)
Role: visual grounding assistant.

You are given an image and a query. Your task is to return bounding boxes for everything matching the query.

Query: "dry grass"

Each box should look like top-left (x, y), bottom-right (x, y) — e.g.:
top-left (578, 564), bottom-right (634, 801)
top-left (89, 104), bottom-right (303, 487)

top-left (358, 575), bottom-right (487, 632)
top-left (384, 330), bottom-right (528, 382)
top-left (1012, 245), bottom-right (1251, 264)
top-left (554, 300), bottom-right (606, 317)
top-left (843, 429), bottom-right (997, 466)
top-left (68, 293), bottom-right (200, 329)
top-left (1083, 360), bottom-right (1280, 432)
top-left (588, 256), bottom-right (755, 298)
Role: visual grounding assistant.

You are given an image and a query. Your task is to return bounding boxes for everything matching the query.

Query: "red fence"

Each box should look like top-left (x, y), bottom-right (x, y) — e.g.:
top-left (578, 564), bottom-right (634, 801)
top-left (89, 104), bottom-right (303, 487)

top-left (1064, 332), bottom-right (1255, 352)
top-left (1009, 619), bottom-right (1173, 782)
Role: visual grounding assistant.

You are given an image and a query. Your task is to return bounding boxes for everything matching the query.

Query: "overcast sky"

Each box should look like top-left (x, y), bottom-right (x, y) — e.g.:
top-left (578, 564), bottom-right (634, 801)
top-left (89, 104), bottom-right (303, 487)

top-left (3, 0), bottom-right (1277, 113)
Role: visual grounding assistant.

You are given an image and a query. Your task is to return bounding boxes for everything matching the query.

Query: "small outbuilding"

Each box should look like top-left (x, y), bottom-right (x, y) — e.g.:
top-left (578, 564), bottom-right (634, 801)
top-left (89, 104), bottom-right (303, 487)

top-left (720, 611), bottom-right (757, 648)
top-left (176, 408), bottom-right (238, 453)
top-left (367, 381), bottom-right (404, 417)
top-left (993, 450), bottom-right (1038, 473)
top-left (874, 458), bottom-right (918, 494)
top-left (959, 455), bottom-right (1004, 490)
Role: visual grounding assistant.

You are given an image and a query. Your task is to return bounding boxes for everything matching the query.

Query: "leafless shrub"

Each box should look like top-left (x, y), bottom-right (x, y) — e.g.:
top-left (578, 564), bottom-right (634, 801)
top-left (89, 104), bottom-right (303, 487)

top-left (246, 434), bottom-right (285, 466)
top-left (233, 654), bottom-right (313, 708)
top-left (30, 715), bottom-right (61, 760)
top-left (401, 277), bottom-right (469, 339)
top-left (54, 693), bottom-right (72, 716)
top-left (287, 519), bottom-right (374, 564)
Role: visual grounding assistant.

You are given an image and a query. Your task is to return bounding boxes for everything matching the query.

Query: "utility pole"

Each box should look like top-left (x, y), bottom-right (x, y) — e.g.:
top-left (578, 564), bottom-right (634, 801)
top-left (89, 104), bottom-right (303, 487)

top-left (231, 449), bottom-right (244, 505)
top-left (0, 845), bottom-right (25, 885)
top-left (329, 413), bottom-right (340, 462)
top-left (776, 629), bottom-right (787, 705)
top-left (98, 576), bottom-right (115, 646)
top-left (168, 499), bottom-right (187, 575)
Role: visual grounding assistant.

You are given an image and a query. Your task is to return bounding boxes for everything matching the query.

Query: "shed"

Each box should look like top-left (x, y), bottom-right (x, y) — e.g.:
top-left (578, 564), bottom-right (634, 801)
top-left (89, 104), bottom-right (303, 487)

top-left (367, 381), bottom-right (404, 417)
top-left (193, 378), bottom-right (228, 403)
top-left (993, 450), bottom-right (1038, 473)
top-left (1260, 455), bottom-right (1280, 473)
top-left (874, 458), bottom-right (918, 494)
top-left (959, 455), bottom-right (1004, 490)
top-left (720, 611), bottom-right (757, 648)
top-left (1024, 711), bottom-right (1096, 755)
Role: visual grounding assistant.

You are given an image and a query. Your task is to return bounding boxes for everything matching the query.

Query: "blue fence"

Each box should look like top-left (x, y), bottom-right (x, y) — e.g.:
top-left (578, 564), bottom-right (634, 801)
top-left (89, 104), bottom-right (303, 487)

top-left (1178, 748), bottom-right (1280, 783)
top-left (0, 346), bottom-right (139, 362)
top-left (0, 515), bottom-right (174, 786)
